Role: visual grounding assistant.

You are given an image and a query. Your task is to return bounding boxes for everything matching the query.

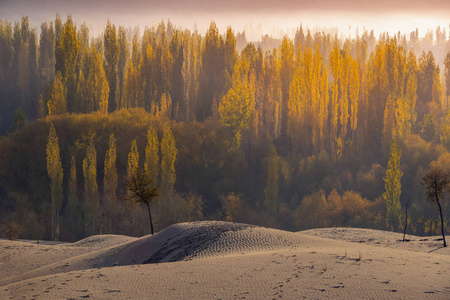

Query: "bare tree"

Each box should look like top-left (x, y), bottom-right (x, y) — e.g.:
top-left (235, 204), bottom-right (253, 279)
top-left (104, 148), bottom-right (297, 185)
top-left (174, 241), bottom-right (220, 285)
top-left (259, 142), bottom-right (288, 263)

top-left (422, 166), bottom-right (449, 247)
top-left (123, 168), bottom-right (159, 235)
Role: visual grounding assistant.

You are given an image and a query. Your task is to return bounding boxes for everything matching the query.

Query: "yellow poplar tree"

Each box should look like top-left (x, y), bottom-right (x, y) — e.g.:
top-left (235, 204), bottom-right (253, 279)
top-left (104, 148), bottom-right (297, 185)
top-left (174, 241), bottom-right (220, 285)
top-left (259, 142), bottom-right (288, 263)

top-left (145, 123), bottom-right (159, 185)
top-left (329, 45), bottom-right (341, 157)
top-left (47, 72), bottom-right (66, 115)
top-left (86, 46), bottom-right (109, 114)
top-left (127, 139), bottom-right (139, 178)
top-left (339, 48), bottom-right (350, 139)
top-left (46, 124), bottom-right (63, 241)
top-left (219, 81), bottom-right (255, 145)
top-left (103, 134), bottom-right (118, 232)
top-left (349, 58), bottom-right (360, 141)
top-left (67, 156), bottom-right (80, 240)
top-left (383, 140), bottom-right (403, 230)
top-left (160, 123), bottom-right (177, 202)
top-left (83, 134), bottom-right (99, 235)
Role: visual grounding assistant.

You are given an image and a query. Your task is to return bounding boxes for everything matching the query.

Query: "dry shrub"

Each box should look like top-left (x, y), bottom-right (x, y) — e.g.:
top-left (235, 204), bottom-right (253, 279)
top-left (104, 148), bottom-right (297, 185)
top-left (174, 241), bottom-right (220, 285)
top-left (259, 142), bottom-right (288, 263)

top-left (1, 221), bottom-right (24, 240)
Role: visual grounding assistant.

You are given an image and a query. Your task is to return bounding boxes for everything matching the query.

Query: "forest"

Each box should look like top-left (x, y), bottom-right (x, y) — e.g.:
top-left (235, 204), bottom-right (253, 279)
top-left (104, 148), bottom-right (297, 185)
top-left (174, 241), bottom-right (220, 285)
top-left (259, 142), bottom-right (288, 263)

top-left (0, 15), bottom-right (450, 241)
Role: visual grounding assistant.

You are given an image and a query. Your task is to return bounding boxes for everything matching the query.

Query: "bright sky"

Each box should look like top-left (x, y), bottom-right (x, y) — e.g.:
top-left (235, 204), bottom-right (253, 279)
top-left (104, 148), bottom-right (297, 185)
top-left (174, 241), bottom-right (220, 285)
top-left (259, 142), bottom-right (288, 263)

top-left (1, 0), bottom-right (449, 40)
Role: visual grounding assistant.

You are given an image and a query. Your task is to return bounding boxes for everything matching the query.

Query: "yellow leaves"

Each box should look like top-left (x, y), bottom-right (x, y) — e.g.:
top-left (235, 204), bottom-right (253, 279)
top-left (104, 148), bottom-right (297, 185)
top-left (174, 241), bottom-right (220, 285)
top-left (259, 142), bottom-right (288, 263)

top-left (47, 72), bottom-right (66, 115)
top-left (161, 123), bottom-right (177, 201)
top-left (349, 59), bottom-right (360, 133)
top-left (127, 139), bottom-right (139, 178)
top-left (219, 82), bottom-right (255, 132)
top-left (104, 134), bottom-right (118, 196)
top-left (145, 123), bottom-right (159, 185)
top-left (46, 123), bottom-right (63, 209)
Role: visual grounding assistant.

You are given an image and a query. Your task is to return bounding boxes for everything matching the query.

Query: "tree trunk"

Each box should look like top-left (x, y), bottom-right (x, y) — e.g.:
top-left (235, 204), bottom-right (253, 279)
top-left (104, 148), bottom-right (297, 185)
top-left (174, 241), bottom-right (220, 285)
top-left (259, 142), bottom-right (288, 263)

top-left (145, 202), bottom-right (154, 235)
top-left (403, 203), bottom-right (408, 242)
top-left (51, 195), bottom-right (54, 241)
top-left (56, 209), bottom-right (60, 242)
top-left (436, 196), bottom-right (447, 247)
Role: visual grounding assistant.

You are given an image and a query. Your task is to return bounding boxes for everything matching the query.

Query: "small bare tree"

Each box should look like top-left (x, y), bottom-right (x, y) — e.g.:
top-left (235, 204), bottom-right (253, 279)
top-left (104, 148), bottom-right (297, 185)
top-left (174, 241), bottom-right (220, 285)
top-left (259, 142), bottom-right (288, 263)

top-left (123, 168), bottom-right (159, 235)
top-left (422, 166), bottom-right (449, 247)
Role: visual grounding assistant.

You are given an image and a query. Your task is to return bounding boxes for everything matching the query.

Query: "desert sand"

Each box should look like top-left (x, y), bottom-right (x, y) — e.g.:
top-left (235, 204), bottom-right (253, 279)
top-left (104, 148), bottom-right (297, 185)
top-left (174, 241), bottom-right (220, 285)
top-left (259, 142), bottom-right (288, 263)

top-left (0, 221), bottom-right (449, 299)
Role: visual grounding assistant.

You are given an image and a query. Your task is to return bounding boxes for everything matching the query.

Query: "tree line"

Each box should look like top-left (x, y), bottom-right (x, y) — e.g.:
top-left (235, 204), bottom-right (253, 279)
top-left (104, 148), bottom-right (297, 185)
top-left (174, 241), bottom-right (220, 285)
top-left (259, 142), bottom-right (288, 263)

top-left (0, 15), bottom-right (450, 240)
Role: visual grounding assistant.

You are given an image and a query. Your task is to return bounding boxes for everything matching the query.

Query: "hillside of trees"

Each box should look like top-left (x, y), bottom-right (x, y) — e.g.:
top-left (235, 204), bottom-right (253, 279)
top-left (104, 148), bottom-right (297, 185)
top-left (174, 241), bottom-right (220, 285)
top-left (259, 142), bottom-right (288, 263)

top-left (0, 15), bottom-right (450, 241)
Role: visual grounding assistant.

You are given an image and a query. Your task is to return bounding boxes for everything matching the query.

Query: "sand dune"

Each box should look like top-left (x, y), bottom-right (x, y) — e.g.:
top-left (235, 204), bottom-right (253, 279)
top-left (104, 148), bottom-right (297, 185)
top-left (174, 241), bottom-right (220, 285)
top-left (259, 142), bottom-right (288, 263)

top-left (1, 221), bottom-right (449, 299)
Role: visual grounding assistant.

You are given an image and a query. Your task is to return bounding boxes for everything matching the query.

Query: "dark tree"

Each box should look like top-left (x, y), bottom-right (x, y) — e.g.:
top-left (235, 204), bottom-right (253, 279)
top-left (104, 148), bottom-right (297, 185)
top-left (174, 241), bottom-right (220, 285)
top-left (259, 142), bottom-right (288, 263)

top-left (123, 168), bottom-right (159, 235)
top-left (422, 166), bottom-right (449, 247)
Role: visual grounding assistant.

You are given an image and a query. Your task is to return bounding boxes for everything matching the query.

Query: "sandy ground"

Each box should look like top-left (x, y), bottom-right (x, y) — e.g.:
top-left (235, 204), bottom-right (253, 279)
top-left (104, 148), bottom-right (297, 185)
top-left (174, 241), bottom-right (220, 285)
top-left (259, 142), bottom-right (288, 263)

top-left (0, 221), bottom-right (449, 299)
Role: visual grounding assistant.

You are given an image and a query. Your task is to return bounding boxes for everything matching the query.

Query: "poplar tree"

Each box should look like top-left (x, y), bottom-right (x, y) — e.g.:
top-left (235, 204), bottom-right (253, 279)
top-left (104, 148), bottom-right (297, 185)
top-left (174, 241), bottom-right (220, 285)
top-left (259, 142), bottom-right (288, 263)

top-left (86, 46), bottom-right (109, 113)
top-left (83, 134), bottom-right (99, 235)
top-left (56, 15), bottom-right (79, 112)
top-left (339, 48), bottom-right (351, 139)
top-left (329, 45), bottom-right (341, 157)
top-left (47, 72), bottom-right (66, 115)
top-left (279, 37), bottom-right (294, 138)
top-left (127, 139), bottom-right (139, 178)
top-left (160, 124), bottom-right (177, 202)
top-left (219, 81), bottom-right (254, 145)
top-left (103, 134), bottom-right (118, 231)
top-left (349, 59), bottom-right (359, 141)
top-left (145, 124), bottom-right (159, 185)
top-left (444, 51), bottom-right (450, 103)
top-left (67, 156), bottom-right (79, 240)
top-left (46, 124), bottom-right (63, 241)
top-left (104, 20), bottom-right (119, 112)
top-left (383, 140), bottom-right (403, 230)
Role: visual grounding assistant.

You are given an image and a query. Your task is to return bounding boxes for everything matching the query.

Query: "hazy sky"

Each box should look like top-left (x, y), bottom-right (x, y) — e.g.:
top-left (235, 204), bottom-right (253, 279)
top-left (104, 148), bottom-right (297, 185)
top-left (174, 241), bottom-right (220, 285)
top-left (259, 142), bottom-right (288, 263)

top-left (1, 0), bottom-right (449, 40)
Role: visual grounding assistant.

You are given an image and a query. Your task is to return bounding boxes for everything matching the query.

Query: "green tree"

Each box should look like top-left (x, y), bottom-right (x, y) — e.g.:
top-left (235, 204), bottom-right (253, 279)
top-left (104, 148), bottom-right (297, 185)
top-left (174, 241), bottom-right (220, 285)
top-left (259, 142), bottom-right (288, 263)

top-left (383, 140), bottom-right (403, 230)
top-left (103, 134), bottom-right (118, 232)
top-left (83, 133), bottom-right (99, 235)
top-left (104, 20), bottom-right (119, 112)
top-left (117, 26), bottom-right (128, 109)
top-left (219, 82), bottom-right (254, 145)
top-left (46, 124), bottom-right (63, 241)
top-left (47, 72), bottom-right (66, 115)
top-left (145, 123), bottom-right (159, 185)
top-left (67, 156), bottom-right (80, 241)
top-left (56, 15), bottom-right (79, 112)
top-left (127, 139), bottom-right (139, 178)
top-left (86, 46), bottom-right (109, 113)
top-left (445, 51), bottom-right (450, 103)
top-left (160, 124), bottom-right (177, 203)
top-left (197, 21), bottom-right (225, 120)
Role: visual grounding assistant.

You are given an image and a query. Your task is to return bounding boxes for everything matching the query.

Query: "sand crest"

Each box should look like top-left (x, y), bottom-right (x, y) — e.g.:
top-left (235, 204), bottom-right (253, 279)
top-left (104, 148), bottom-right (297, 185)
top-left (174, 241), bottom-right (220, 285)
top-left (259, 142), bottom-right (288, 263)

top-left (1, 221), bottom-right (449, 299)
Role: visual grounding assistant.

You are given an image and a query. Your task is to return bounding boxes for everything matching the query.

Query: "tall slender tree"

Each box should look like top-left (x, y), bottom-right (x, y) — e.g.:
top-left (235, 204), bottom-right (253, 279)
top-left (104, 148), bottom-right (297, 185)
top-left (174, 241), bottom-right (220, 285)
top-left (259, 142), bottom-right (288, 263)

top-left (46, 124), bottom-right (63, 241)
top-left (104, 20), bottom-right (119, 112)
top-left (83, 134), bottom-right (99, 235)
top-left (145, 123), bottom-right (159, 185)
top-left (383, 140), bottom-right (403, 230)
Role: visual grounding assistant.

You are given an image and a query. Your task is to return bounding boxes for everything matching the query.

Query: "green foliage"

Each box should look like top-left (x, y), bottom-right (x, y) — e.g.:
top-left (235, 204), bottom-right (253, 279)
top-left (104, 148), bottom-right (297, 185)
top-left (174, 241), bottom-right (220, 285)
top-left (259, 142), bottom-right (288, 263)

top-left (145, 123), bottom-right (159, 185)
top-left (2, 17), bottom-right (450, 240)
top-left (418, 113), bottom-right (437, 142)
top-left (82, 133), bottom-right (99, 233)
top-left (160, 123), bottom-right (177, 202)
top-left (383, 140), bottom-right (403, 230)
top-left (127, 139), bottom-right (139, 178)
top-left (46, 123), bottom-right (63, 239)
top-left (47, 72), bottom-right (66, 115)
